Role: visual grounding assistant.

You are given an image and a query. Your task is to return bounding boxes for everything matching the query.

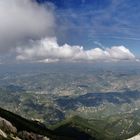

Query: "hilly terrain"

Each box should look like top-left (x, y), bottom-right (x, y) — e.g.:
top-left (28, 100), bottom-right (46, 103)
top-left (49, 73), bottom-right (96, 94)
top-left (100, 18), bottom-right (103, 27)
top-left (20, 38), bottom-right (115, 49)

top-left (0, 64), bottom-right (140, 140)
top-left (0, 107), bottom-right (94, 140)
top-left (0, 107), bottom-right (140, 140)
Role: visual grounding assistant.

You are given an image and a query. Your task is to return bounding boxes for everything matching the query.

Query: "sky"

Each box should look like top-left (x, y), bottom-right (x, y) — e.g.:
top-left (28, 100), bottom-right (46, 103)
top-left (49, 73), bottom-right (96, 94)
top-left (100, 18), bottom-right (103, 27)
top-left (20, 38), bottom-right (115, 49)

top-left (37, 0), bottom-right (140, 56)
top-left (0, 0), bottom-right (140, 63)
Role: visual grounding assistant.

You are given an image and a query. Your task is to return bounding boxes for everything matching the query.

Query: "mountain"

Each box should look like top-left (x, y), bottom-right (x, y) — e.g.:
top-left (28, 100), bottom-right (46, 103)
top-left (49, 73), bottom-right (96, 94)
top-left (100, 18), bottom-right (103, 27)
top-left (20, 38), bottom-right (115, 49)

top-left (1, 107), bottom-right (140, 140)
top-left (0, 107), bottom-right (52, 140)
top-left (50, 113), bottom-right (140, 140)
top-left (0, 107), bottom-right (93, 140)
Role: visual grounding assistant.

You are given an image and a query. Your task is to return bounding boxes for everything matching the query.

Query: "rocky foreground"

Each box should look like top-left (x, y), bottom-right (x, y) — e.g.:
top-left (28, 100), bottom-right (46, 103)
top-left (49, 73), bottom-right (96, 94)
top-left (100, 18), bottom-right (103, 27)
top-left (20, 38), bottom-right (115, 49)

top-left (0, 116), bottom-right (50, 140)
top-left (1, 107), bottom-right (140, 140)
top-left (0, 107), bottom-right (94, 140)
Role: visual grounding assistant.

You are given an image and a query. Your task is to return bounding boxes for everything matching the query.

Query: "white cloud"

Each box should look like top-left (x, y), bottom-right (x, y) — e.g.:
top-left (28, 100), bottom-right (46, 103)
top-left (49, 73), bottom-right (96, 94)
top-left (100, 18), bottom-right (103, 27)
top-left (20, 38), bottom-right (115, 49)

top-left (16, 37), bottom-right (136, 62)
top-left (0, 0), bottom-right (55, 52)
top-left (0, 0), bottom-right (137, 64)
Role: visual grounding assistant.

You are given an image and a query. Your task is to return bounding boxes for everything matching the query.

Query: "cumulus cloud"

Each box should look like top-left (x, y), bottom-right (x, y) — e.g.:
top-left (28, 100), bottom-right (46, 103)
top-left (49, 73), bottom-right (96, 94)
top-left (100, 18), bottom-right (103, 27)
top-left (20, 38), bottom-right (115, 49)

top-left (16, 37), bottom-right (136, 62)
top-left (0, 0), bottom-right (55, 52)
top-left (0, 0), bottom-right (137, 64)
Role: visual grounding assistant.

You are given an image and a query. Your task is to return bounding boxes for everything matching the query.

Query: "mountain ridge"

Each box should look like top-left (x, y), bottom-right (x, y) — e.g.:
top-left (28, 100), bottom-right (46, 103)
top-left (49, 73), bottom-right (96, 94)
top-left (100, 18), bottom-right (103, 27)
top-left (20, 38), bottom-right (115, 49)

top-left (0, 107), bottom-right (140, 140)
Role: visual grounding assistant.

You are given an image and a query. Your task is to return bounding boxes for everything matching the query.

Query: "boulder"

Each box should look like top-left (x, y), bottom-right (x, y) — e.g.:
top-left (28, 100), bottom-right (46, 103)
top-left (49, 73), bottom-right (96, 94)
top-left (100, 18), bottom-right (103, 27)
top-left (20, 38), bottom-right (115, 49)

top-left (0, 117), bottom-right (17, 134)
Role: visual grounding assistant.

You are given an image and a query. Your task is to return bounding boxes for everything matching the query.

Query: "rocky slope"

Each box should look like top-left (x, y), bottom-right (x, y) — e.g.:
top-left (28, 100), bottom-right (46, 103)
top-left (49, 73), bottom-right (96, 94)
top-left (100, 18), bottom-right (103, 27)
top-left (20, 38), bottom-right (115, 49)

top-left (0, 107), bottom-right (94, 140)
top-left (1, 107), bottom-right (140, 140)
top-left (0, 116), bottom-right (50, 140)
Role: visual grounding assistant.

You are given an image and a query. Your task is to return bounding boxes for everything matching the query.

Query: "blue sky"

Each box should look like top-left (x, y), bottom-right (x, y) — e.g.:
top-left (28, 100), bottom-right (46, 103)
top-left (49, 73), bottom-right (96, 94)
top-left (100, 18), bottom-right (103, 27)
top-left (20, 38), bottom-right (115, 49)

top-left (36, 0), bottom-right (140, 56)
top-left (0, 0), bottom-right (139, 63)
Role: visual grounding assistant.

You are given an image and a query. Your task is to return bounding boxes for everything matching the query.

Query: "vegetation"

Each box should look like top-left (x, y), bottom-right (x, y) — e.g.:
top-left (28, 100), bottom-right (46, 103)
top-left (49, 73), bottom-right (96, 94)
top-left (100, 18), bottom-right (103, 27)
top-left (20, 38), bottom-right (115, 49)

top-left (1, 107), bottom-right (140, 140)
